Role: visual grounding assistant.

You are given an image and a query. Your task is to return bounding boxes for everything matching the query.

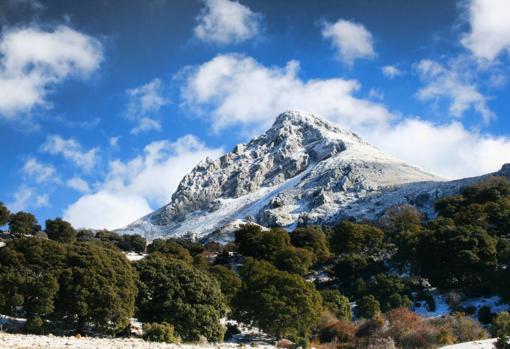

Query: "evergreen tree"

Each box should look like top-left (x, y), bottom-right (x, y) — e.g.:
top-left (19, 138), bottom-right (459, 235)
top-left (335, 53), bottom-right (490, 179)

top-left (355, 295), bottom-right (380, 319)
top-left (330, 221), bottom-right (384, 255)
top-left (45, 218), bottom-right (77, 243)
top-left (232, 258), bottom-right (322, 342)
top-left (135, 253), bottom-right (227, 342)
top-left (8, 211), bottom-right (39, 236)
top-left (320, 289), bottom-right (352, 321)
top-left (208, 264), bottom-right (242, 304)
top-left (0, 202), bottom-right (10, 227)
top-left (290, 226), bottom-right (329, 261)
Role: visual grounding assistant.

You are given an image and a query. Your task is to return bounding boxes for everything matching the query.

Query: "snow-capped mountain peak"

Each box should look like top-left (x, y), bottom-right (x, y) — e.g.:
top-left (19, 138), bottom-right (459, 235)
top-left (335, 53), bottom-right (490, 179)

top-left (118, 111), bottom-right (503, 242)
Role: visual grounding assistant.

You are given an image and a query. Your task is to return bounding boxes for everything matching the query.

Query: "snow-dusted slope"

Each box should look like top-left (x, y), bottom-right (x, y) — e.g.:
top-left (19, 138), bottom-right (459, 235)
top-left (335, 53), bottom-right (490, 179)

top-left (118, 111), bottom-right (509, 241)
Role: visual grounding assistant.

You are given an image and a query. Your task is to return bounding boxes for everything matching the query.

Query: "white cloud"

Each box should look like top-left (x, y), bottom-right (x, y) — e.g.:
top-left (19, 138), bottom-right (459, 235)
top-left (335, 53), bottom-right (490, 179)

top-left (462, 0), bottom-right (510, 61)
top-left (126, 78), bottom-right (168, 134)
top-left (66, 177), bottom-right (90, 193)
top-left (322, 19), bottom-right (375, 65)
top-left (40, 135), bottom-right (98, 171)
top-left (22, 157), bottom-right (57, 183)
top-left (416, 58), bottom-right (494, 124)
top-left (63, 135), bottom-right (223, 230)
top-left (181, 54), bottom-right (392, 132)
top-left (0, 25), bottom-right (102, 118)
top-left (109, 136), bottom-right (119, 147)
top-left (9, 185), bottom-right (49, 212)
top-left (381, 65), bottom-right (401, 79)
top-left (130, 117), bottom-right (161, 135)
top-left (194, 0), bottom-right (261, 44)
top-left (181, 53), bottom-right (510, 179)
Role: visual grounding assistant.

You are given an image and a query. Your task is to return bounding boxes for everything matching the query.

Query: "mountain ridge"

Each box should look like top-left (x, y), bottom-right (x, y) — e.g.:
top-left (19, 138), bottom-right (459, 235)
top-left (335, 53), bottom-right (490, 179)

top-left (117, 111), bottom-right (508, 241)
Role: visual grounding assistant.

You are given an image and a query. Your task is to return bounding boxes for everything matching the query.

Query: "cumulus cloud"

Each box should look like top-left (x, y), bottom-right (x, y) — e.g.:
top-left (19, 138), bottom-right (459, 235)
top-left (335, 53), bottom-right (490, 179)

top-left (22, 157), bottom-right (58, 183)
top-left (63, 135), bottom-right (223, 230)
top-left (66, 177), bottom-right (90, 193)
top-left (181, 54), bottom-right (392, 132)
top-left (40, 135), bottom-right (98, 171)
top-left (194, 0), bottom-right (261, 44)
top-left (322, 19), bottom-right (375, 65)
top-left (181, 54), bottom-right (510, 178)
top-left (462, 0), bottom-right (510, 61)
top-left (0, 25), bottom-right (103, 118)
top-left (381, 65), bottom-right (401, 79)
top-left (126, 78), bottom-right (168, 134)
top-left (416, 58), bottom-right (494, 124)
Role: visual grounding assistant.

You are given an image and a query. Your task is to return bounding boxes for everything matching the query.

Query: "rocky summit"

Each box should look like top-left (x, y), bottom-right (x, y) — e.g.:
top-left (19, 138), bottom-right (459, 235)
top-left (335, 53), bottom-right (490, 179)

top-left (117, 111), bottom-right (508, 242)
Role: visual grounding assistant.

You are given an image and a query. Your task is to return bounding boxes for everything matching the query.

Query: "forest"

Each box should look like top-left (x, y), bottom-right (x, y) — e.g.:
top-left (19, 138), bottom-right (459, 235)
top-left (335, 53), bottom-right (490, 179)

top-left (0, 176), bottom-right (510, 349)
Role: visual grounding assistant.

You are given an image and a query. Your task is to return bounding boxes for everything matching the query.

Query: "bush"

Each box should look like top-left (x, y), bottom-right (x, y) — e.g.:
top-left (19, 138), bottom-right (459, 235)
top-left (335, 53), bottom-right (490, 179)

top-left (493, 312), bottom-right (510, 337)
top-left (432, 312), bottom-right (488, 343)
top-left (142, 322), bottom-right (178, 343)
top-left (320, 290), bottom-right (352, 321)
top-left (135, 253), bottom-right (227, 342)
top-left (384, 308), bottom-right (438, 349)
top-left (318, 311), bottom-right (356, 344)
top-left (495, 335), bottom-right (510, 349)
top-left (355, 295), bottom-right (380, 319)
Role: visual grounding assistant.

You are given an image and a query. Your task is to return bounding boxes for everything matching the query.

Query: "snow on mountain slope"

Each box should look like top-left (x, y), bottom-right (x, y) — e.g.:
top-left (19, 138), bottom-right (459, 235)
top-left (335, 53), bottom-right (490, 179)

top-left (117, 111), bottom-right (508, 241)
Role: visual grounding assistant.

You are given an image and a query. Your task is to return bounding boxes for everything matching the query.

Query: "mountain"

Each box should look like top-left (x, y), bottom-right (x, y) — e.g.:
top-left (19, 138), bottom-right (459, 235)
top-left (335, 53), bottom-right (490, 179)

top-left (117, 111), bottom-right (509, 242)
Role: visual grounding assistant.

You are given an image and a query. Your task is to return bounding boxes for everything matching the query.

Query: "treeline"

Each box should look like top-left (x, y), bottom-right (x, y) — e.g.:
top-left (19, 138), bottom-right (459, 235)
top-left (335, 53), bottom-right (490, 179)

top-left (0, 176), bottom-right (509, 348)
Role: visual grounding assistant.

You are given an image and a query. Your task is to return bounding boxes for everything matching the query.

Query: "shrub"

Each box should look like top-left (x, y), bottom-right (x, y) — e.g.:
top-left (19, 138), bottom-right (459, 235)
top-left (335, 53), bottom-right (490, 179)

top-left (355, 295), bottom-right (380, 319)
top-left (384, 308), bottom-right (438, 349)
top-left (432, 312), bottom-right (488, 343)
top-left (318, 311), bottom-right (356, 344)
top-left (142, 322), bottom-right (178, 343)
top-left (320, 290), bottom-right (352, 321)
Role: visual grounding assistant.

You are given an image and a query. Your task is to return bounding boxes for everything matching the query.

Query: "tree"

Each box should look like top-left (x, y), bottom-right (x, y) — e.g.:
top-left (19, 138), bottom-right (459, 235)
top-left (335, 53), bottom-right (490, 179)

top-left (235, 225), bottom-right (291, 261)
top-left (208, 265), bottom-right (241, 304)
top-left (355, 295), bottom-right (380, 319)
top-left (0, 238), bottom-right (67, 333)
top-left (56, 242), bottom-right (137, 335)
top-left (8, 211), bottom-right (39, 236)
top-left (119, 234), bottom-right (146, 253)
top-left (274, 247), bottom-right (314, 275)
top-left (146, 239), bottom-right (193, 264)
top-left (415, 220), bottom-right (497, 289)
top-left (0, 202), bottom-right (10, 227)
top-left (45, 218), bottom-right (77, 243)
top-left (369, 273), bottom-right (409, 312)
top-left (320, 289), bottom-right (352, 321)
top-left (329, 221), bottom-right (384, 255)
top-left (232, 258), bottom-right (323, 342)
top-left (290, 226), bottom-right (329, 261)
top-left (135, 253), bottom-right (227, 342)
top-left (493, 312), bottom-right (510, 338)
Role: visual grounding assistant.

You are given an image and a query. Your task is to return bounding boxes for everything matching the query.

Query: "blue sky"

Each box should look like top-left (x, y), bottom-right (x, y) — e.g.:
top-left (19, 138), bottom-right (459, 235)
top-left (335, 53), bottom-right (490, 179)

top-left (1, 0), bottom-right (510, 230)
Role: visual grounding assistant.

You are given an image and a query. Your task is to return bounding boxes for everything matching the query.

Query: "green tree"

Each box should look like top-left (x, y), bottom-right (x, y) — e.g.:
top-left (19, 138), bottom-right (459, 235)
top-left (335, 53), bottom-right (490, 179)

top-left (329, 221), bottom-right (384, 255)
top-left (135, 253), bottom-right (227, 342)
top-left (119, 234), bottom-right (147, 253)
top-left (0, 238), bottom-right (67, 333)
top-left (320, 289), bottom-right (352, 321)
top-left (45, 218), bottom-right (77, 243)
top-left (208, 265), bottom-right (242, 304)
top-left (355, 295), bottom-right (380, 319)
top-left (147, 239), bottom-right (193, 263)
top-left (493, 312), bottom-right (510, 337)
top-left (8, 211), bottom-right (39, 236)
top-left (0, 202), bottom-right (10, 227)
top-left (56, 242), bottom-right (137, 335)
top-left (290, 226), bottom-right (329, 261)
top-left (232, 258), bottom-right (323, 342)
top-left (235, 225), bottom-right (291, 261)
top-left (274, 247), bottom-right (314, 275)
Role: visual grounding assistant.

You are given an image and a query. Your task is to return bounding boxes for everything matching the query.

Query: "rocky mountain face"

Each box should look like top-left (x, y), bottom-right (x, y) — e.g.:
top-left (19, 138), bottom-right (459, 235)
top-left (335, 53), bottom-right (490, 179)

top-left (117, 111), bottom-right (509, 242)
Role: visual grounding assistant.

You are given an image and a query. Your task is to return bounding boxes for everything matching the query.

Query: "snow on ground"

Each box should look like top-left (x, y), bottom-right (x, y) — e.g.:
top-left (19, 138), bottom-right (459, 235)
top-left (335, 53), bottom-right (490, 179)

top-left (125, 252), bottom-right (147, 262)
top-left (439, 338), bottom-right (497, 349)
top-left (0, 333), bottom-right (276, 349)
